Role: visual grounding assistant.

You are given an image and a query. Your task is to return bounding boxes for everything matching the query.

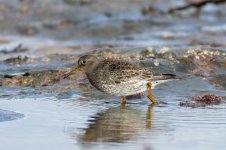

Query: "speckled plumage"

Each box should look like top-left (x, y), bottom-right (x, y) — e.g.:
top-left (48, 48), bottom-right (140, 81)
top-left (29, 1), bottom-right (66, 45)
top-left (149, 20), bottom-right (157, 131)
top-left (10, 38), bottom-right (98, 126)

top-left (76, 55), bottom-right (175, 97)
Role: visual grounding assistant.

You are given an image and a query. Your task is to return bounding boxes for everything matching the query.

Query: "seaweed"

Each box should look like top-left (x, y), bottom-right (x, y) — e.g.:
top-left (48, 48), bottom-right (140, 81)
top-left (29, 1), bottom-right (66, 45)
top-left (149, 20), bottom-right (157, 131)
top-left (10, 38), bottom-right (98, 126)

top-left (179, 93), bottom-right (223, 108)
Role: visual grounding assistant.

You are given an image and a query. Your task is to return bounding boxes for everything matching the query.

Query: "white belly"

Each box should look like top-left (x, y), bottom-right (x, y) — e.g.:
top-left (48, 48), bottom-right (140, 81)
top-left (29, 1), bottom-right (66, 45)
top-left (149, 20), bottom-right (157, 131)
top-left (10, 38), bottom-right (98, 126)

top-left (101, 79), bottom-right (173, 96)
top-left (101, 80), bottom-right (148, 96)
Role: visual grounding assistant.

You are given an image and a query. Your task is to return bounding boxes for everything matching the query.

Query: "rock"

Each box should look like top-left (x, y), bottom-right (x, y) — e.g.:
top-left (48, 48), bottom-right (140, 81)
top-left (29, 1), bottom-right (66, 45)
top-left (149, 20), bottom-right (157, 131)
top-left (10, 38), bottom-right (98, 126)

top-left (4, 56), bottom-right (31, 64)
top-left (0, 44), bottom-right (28, 54)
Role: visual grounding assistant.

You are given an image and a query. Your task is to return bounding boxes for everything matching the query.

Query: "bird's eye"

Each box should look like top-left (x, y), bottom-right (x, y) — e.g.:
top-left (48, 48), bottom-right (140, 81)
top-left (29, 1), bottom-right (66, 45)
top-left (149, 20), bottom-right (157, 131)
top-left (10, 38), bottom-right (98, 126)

top-left (81, 60), bottom-right (86, 65)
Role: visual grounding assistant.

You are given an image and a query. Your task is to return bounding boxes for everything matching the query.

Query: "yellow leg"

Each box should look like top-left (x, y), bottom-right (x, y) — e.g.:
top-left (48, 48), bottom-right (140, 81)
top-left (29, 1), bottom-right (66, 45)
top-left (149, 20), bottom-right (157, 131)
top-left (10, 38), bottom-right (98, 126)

top-left (121, 96), bottom-right (126, 109)
top-left (122, 96), bottom-right (127, 104)
top-left (147, 82), bottom-right (158, 104)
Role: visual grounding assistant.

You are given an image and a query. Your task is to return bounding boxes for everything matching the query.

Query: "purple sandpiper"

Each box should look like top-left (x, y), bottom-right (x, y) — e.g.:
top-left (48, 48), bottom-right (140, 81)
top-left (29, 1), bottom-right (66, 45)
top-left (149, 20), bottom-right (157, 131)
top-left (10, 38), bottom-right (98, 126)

top-left (64, 55), bottom-right (176, 104)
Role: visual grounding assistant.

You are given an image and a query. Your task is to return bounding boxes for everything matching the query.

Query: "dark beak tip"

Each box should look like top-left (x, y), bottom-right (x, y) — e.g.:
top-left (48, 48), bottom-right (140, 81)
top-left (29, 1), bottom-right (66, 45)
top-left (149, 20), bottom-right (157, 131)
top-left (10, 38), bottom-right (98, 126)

top-left (62, 66), bottom-right (81, 79)
top-left (63, 73), bottom-right (70, 79)
top-left (63, 71), bottom-right (73, 79)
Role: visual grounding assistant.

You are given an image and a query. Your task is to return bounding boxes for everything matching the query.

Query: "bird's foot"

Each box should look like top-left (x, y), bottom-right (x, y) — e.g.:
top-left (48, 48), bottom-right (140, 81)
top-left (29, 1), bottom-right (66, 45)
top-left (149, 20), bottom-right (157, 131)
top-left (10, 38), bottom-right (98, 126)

top-left (147, 95), bottom-right (158, 104)
top-left (147, 82), bottom-right (158, 104)
top-left (121, 96), bottom-right (127, 105)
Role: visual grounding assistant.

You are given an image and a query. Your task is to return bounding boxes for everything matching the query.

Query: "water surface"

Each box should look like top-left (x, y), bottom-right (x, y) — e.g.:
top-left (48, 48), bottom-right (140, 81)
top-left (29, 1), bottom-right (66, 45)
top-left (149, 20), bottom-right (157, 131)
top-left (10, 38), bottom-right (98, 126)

top-left (0, 0), bottom-right (226, 150)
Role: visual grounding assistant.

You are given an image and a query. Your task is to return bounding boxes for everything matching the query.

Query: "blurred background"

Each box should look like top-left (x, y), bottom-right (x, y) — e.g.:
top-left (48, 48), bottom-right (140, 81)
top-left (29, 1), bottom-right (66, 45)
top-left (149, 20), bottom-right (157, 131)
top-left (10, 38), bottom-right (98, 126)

top-left (1, 0), bottom-right (226, 56)
top-left (1, 1), bottom-right (226, 150)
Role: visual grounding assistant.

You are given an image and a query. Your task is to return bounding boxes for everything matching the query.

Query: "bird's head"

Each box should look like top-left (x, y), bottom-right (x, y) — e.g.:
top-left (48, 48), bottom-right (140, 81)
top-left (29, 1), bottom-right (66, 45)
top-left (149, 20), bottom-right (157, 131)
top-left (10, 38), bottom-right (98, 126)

top-left (63, 55), bottom-right (99, 78)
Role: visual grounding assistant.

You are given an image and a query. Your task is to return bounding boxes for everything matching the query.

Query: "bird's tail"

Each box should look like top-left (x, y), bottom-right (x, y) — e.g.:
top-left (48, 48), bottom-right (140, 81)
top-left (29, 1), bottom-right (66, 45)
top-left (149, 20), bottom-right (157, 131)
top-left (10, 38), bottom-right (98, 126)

top-left (161, 73), bottom-right (177, 80)
top-left (142, 71), bottom-right (177, 81)
top-left (149, 73), bottom-right (176, 80)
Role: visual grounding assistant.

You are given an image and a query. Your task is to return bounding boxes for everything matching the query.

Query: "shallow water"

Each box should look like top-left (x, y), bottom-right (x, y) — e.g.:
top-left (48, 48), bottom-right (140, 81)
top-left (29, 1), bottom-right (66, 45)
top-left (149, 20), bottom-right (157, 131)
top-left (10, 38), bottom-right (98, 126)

top-left (1, 0), bottom-right (226, 150)
top-left (0, 76), bottom-right (226, 150)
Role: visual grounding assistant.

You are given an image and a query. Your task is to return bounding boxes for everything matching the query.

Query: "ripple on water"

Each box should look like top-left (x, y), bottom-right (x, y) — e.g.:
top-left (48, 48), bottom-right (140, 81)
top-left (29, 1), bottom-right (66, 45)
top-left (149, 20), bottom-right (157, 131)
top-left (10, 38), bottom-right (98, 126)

top-left (0, 109), bottom-right (24, 122)
top-left (155, 103), bottom-right (226, 130)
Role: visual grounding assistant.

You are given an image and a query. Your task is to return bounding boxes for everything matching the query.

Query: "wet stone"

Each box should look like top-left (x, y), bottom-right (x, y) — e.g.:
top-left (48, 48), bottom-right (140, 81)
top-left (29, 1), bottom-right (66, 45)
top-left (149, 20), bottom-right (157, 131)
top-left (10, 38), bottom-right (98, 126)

top-left (0, 44), bottom-right (28, 54)
top-left (62, 0), bottom-right (92, 5)
top-left (0, 70), bottom-right (70, 87)
top-left (42, 20), bottom-right (75, 30)
top-left (4, 56), bottom-right (31, 64)
top-left (16, 25), bottom-right (39, 36)
top-left (0, 109), bottom-right (24, 122)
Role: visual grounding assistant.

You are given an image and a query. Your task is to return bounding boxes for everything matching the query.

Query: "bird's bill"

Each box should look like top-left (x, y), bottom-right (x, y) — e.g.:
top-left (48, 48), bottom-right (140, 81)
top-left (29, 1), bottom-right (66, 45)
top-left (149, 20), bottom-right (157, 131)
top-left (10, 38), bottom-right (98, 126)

top-left (63, 66), bottom-right (81, 79)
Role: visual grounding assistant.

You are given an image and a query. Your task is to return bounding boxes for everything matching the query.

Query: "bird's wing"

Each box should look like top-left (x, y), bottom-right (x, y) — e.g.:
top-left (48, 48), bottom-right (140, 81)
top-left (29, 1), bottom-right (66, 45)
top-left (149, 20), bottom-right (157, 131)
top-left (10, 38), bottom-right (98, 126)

top-left (103, 60), bottom-right (143, 83)
top-left (141, 70), bottom-right (176, 81)
top-left (102, 60), bottom-right (176, 83)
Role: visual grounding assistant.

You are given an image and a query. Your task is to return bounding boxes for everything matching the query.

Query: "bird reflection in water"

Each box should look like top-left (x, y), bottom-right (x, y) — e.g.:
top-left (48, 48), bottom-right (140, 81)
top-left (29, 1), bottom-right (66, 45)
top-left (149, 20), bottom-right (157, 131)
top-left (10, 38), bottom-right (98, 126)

top-left (77, 104), bottom-right (154, 143)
